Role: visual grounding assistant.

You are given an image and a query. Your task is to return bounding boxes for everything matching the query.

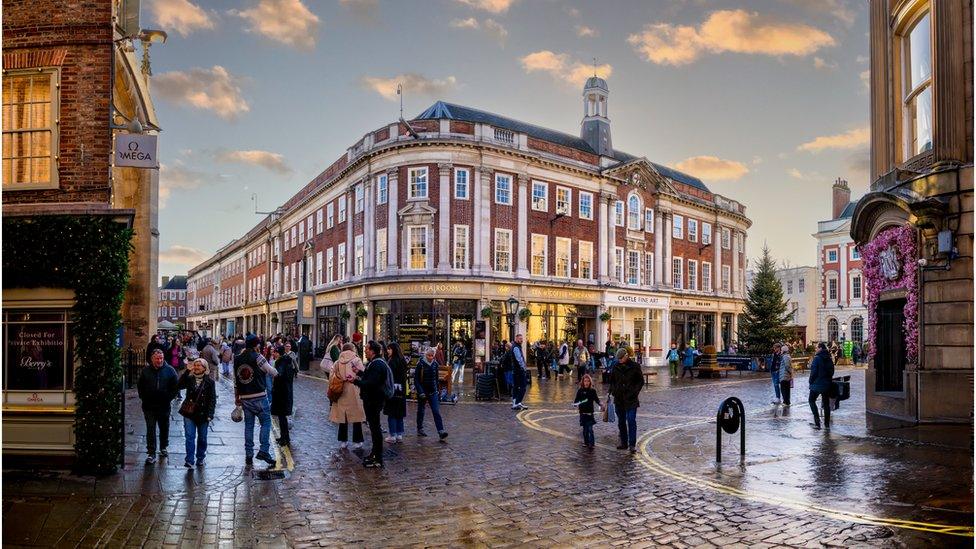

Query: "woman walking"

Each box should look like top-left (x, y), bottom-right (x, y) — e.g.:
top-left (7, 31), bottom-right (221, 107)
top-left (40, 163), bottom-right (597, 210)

top-left (414, 347), bottom-right (448, 440)
top-left (177, 358), bottom-right (217, 468)
top-left (322, 334), bottom-right (343, 375)
top-left (778, 343), bottom-right (793, 406)
top-left (384, 343), bottom-right (408, 443)
top-left (330, 343), bottom-right (366, 448)
top-left (271, 345), bottom-right (295, 446)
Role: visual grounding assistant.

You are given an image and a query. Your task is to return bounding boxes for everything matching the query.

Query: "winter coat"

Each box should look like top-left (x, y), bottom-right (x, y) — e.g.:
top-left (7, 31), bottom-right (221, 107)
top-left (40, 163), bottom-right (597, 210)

top-left (609, 359), bottom-right (644, 410)
top-left (200, 344), bottom-right (221, 371)
top-left (167, 344), bottom-right (186, 370)
top-left (177, 369), bottom-right (217, 424)
top-left (354, 357), bottom-right (389, 405)
top-left (778, 353), bottom-right (793, 381)
top-left (808, 350), bottom-right (835, 393)
top-left (271, 354), bottom-right (295, 416)
top-left (145, 340), bottom-right (165, 365)
top-left (414, 357), bottom-right (441, 397)
top-left (682, 348), bottom-right (697, 367)
top-left (138, 364), bottom-right (179, 410)
top-left (384, 354), bottom-right (408, 418)
top-left (329, 350), bottom-right (366, 423)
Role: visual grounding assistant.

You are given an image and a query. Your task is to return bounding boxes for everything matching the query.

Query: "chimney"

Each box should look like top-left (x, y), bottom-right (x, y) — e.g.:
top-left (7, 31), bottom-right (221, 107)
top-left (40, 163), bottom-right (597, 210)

top-left (162, 276), bottom-right (170, 288)
top-left (832, 178), bottom-right (850, 219)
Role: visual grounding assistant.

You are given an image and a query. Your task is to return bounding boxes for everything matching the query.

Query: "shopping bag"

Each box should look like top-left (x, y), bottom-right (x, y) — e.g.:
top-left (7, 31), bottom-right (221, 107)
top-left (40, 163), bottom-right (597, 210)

top-left (604, 396), bottom-right (616, 423)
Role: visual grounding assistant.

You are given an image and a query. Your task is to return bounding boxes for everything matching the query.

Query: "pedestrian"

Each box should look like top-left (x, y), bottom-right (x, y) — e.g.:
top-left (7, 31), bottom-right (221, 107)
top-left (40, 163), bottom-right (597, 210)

top-left (680, 345), bottom-right (698, 379)
top-left (297, 333), bottom-right (313, 371)
top-left (536, 341), bottom-right (552, 380)
top-left (219, 338), bottom-right (233, 377)
top-left (557, 339), bottom-right (570, 377)
top-left (808, 342), bottom-right (835, 429)
top-left (665, 342), bottom-right (680, 379)
top-left (573, 339), bottom-right (590, 382)
top-left (505, 334), bottom-right (530, 410)
top-left (145, 334), bottom-right (165, 365)
top-left (234, 335), bottom-right (279, 467)
top-left (200, 338), bottom-right (221, 380)
top-left (573, 374), bottom-right (603, 448)
top-left (330, 343), bottom-right (366, 449)
top-left (852, 343), bottom-right (861, 365)
top-left (779, 343), bottom-right (793, 406)
top-left (770, 342), bottom-right (783, 404)
top-left (177, 358), bottom-right (217, 467)
top-left (137, 349), bottom-right (179, 464)
top-left (167, 337), bottom-right (186, 372)
top-left (270, 345), bottom-right (295, 447)
top-left (414, 347), bottom-right (449, 439)
top-left (450, 340), bottom-right (467, 390)
top-left (609, 347), bottom-right (643, 453)
top-left (384, 342), bottom-right (408, 443)
top-left (351, 340), bottom-right (390, 468)
top-left (322, 334), bottom-right (342, 375)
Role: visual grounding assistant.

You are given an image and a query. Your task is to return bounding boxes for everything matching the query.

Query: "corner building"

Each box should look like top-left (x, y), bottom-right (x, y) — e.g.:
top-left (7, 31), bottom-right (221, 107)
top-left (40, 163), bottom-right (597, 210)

top-left (186, 78), bottom-right (751, 366)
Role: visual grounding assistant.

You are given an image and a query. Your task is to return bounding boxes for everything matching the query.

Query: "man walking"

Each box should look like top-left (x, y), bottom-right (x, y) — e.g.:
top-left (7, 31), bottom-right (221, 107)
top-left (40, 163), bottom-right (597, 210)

top-left (352, 340), bottom-right (390, 468)
top-left (573, 339), bottom-right (590, 382)
top-left (557, 339), bottom-right (570, 377)
top-left (234, 335), bottom-right (278, 467)
top-left (808, 342), bottom-right (835, 429)
top-left (507, 334), bottom-right (529, 410)
top-left (137, 349), bottom-right (178, 464)
top-left (200, 337), bottom-right (221, 380)
top-left (770, 343), bottom-right (783, 404)
top-left (297, 333), bottom-right (313, 372)
top-left (609, 347), bottom-right (643, 453)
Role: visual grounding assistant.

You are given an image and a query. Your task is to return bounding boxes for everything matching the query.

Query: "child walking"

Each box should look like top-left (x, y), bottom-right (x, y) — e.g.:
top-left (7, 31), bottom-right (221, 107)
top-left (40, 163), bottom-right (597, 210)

top-left (573, 374), bottom-right (603, 448)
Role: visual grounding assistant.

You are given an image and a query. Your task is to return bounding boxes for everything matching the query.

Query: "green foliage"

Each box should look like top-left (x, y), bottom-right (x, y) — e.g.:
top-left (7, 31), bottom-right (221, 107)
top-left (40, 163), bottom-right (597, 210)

top-left (481, 306), bottom-right (493, 319)
top-left (599, 312), bottom-right (612, 322)
top-left (737, 246), bottom-right (792, 355)
top-left (3, 216), bottom-right (133, 475)
top-left (517, 308), bottom-right (532, 320)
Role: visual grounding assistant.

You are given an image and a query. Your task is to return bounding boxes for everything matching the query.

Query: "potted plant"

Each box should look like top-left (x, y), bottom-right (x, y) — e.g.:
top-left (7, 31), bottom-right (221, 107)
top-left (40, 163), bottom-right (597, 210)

top-left (481, 306), bottom-right (494, 319)
top-left (355, 306), bottom-right (368, 318)
top-left (518, 308), bottom-right (532, 321)
top-left (599, 312), bottom-right (612, 322)
top-left (340, 308), bottom-right (351, 320)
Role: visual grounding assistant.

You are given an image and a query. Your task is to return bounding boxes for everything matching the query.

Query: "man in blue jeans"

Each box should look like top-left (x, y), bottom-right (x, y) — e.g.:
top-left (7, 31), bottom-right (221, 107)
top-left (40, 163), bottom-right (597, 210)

top-left (609, 347), bottom-right (643, 453)
top-left (507, 334), bottom-right (529, 410)
top-left (769, 343), bottom-right (783, 404)
top-left (234, 335), bottom-right (278, 467)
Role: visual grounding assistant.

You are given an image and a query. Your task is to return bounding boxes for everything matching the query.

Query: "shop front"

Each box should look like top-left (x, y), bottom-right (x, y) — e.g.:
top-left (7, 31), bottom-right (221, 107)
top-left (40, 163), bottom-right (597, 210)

top-left (281, 310), bottom-right (297, 338)
top-left (523, 303), bottom-right (598, 347)
top-left (669, 297), bottom-right (742, 351)
top-left (316, 304), bottom-right (347, 346)
top-left (372, 298), bottom-right (477, 361)
top-left (603, 291), bottom-right (668, 365)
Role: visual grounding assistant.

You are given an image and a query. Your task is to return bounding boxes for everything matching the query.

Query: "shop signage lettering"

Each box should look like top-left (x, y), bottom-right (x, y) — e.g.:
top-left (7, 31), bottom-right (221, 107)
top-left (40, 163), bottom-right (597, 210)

top-left (377, 283), bottom-right (465, 295)
top-left (114, 134), bottom-right (158, 168)
top-left (27, 393), bottom-right (44, 403)
top-left (672, 299), bottom-right (716, 309)
top-left (6, 323), bottom-right (67, 391)
top-left (528, 287), bottom-right (599, 301)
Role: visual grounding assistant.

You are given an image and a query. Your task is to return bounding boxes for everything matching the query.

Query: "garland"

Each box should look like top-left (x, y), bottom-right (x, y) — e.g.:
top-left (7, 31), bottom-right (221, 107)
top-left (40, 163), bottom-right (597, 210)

top-left (861, 225), bottom-right (919, 362)
top-left (3, 216), bottom-right (133, 474)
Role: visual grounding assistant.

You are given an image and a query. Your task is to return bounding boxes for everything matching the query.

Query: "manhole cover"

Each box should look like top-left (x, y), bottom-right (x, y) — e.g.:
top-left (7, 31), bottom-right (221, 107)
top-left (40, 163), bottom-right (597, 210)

top-left (252, 469), bottom-right (288, 480)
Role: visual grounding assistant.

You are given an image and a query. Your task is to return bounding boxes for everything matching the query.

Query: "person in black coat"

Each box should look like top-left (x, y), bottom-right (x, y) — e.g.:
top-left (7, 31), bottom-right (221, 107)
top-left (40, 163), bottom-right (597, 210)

top-left (608, 348), bottom-right (644, 452)
top-left (270, 345), bottom-right (295, 446)
top-left (145, 334), bottom-right (165, 366)
top-left (383, 342), bottom-right (408, 443)
top-left (297, 334), bottom-right (313, 371)
top-left (177, 358), bottom-right (217, 467)
top-left (808, 343), bottom-right (835, 429)
top-left (351, 340), bottom-right (390, 468)
top-left (137, 349), bottom-right (179, 464)
top-left (573, 374), bottom-right (603, 448)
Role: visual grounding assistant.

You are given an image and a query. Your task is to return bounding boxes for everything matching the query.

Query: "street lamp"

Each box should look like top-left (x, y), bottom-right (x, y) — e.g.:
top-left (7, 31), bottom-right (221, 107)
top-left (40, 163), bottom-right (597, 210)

top-left (840, 321), bottom-right (848, 341)
top-left (504, 296), bottom-right (520, 341)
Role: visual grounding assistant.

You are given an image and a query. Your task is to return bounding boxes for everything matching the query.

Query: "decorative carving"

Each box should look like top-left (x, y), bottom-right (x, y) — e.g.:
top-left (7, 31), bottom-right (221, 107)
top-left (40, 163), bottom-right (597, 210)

top-left (517, 173), bottom-right (530, 185)
top-left (437, 162), bottom-right (453, 171)
top-left (385, 167), bottom-right (399, 178)
top-left (879, 245), bottom-right (901, 281)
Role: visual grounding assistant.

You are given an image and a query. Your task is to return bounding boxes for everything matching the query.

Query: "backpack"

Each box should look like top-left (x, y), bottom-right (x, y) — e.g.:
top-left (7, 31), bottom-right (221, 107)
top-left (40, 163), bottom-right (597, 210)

top-left (559, 344), bottom-right (568, 360)
top-left (381, 359), bottom-right (395, 399)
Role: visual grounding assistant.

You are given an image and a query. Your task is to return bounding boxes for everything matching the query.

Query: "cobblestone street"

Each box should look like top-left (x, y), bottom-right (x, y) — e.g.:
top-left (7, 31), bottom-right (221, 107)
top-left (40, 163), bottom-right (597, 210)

top-left (3, 369), bottom-right (972, 548)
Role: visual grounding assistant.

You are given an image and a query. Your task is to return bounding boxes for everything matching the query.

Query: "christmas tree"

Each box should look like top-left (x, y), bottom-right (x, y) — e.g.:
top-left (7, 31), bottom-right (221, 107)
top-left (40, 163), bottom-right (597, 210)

top-left (737, 245), bottom-right (793, 355)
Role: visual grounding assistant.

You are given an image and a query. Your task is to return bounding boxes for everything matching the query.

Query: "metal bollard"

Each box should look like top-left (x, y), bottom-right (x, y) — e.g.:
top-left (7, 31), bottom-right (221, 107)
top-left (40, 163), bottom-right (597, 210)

top-left (716, 396), bottom-right (745, 463)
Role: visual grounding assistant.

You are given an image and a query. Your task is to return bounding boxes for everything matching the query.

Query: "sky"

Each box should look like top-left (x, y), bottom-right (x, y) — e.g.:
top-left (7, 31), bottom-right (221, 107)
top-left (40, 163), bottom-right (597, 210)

top-left (148, 0), bottom-right (870, 280)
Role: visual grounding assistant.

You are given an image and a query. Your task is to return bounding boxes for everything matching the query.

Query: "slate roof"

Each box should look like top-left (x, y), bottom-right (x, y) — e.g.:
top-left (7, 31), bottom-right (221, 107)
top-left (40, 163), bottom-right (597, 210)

top-left (414, 101), bottom-right (710, 193)
top-left (838, 201), bottom-right (857, 219)
top-left (161, 275), bottom-right (187, 290)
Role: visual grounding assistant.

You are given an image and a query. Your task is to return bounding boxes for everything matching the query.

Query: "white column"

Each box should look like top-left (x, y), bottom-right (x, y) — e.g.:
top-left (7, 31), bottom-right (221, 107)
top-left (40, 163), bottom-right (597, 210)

top-left (438, 163), bottom-right (452, 272)
top-left (654, 211), bottom-right (664, 287)
top-left (472, 167), bottom-right (483, 273)
top-left (598, 197), bottom-right (610, 282)
top-left (386, 169), bottom-right (398, 272)
top-left (479, 169), bottom-right (493, 272)
top-left (516, 174), bottom-right (529, 278)
top-left (714, 222), bottom-right (723, 295)
top-left (731, 229), bottom-right (740, 296)
top-left (364, 300), bottom-right (374, 341)
top-left (661, 308), bottom-right (672, 348)
top-left (606, 193), bottom-right (617, 282)
top-left (643, 307), bottom-right (651, 367)
top-left (364, 176), bottom-right (374, 276)
top-left (596, 306), bottom-right (607, 349)
top-left (713, 314), bottom-right (723, 351)
top-left (663, 212), bottom-right (673, 287)
top-left (839, 242), bottom-right (848, 305)
top-left (346, 187), bottom-right (355, 279)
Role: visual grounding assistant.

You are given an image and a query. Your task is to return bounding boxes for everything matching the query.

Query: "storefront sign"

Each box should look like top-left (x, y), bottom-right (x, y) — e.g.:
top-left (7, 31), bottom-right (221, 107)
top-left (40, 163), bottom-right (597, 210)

top-left (297, 292), bottom-right (315, 324)
top-left (671, 298), bottom-right (717, 310)
top-left (114, 134), bottom-right (158, 168)
top-left (526, 286), bottom-right (601, 302)
top-left (6, 323), bottom-right (67, 391)
top-left (605, 291), bottom-right (667, 307)
top-left (372, 282), bottom-right (468, 296)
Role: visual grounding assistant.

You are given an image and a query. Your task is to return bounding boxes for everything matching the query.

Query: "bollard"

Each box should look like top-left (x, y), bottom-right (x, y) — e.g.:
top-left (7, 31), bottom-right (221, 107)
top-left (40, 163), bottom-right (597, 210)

top-left (716, 397), bottom-right (745, 463)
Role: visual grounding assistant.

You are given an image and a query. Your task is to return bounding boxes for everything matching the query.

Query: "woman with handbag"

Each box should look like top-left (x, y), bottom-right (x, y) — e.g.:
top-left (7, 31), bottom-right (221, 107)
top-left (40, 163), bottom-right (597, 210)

top-left (329, 343), bottom-right (366, 449)
top-left (383, 343), bottom-right (408, 443)
top-left (177, 358), bottom-right (217, 468)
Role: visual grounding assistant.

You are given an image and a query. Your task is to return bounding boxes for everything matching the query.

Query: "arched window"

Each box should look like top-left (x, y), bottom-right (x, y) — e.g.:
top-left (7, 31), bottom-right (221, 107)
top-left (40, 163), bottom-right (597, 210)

top-left (627, 193), bottom-right (642, 231)
top-left (827, 318), bottom-right (839, 342)
top-left (850, 317), bottom-right (864, 343)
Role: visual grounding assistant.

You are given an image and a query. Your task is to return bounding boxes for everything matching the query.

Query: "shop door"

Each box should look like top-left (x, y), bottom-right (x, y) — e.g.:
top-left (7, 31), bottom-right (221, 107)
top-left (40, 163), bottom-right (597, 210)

top-left (875, 299), bottom-right (905, 392)
top-left (449, 314), bottom-right (474, 363)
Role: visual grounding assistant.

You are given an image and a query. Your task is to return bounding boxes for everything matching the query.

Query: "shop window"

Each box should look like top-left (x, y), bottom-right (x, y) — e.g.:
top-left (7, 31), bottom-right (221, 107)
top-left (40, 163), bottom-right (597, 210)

top-left (377, 173), bottom-right (388, 204)
top-left (672, 215), bottom-right (684, 239)
top-left (2, 69), bottom-right (59, 189)
top-left (531, 181), bottom-right (548, 211)
top-left (555, 237), bottom-right (571, 278)
top-left (409, 167), bottom-right (428, 200)
top-left (3, 309), bottom-right (75, 393)
top-left (376, 228), bottom-right (387, 272)
top-left (579, 192), bottom-right (593, 220)
top-left (495, 173), bottom-right (512, 205)
top-left (408, 226), bottom-right (428, 270)
top-left (531, 234), bottom-right (548, 276)
top-left (578, 241), bottom-right (593, 279)
top-left (494, 229), bottom-right (512, 272)
top-left (556, 187), bottom-right (571, 216)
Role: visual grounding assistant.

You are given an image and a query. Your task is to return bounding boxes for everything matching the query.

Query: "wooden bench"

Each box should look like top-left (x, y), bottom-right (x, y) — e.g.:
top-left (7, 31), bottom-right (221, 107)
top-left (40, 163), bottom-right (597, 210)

top-left (691, 366), bottom-right (736, 379)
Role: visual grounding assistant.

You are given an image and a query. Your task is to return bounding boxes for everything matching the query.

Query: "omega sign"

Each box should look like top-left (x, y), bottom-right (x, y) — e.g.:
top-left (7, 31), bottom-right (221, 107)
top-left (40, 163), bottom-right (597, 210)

top-left (114, 134), bottom-right (159, 168)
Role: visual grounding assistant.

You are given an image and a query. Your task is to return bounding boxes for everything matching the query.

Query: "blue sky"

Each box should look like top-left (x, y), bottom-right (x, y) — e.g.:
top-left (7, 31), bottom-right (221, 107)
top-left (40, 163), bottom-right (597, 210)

top-left (148, 0), bottom-right (870, 279)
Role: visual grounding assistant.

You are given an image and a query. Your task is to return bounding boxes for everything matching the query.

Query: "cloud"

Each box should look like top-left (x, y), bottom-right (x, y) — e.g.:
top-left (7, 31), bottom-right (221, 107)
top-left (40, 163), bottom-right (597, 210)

top-left (160, 245), bottom-right (209, 267)
top-left (797, 126), bottom-right (869, 152)
top-left (338, 0), bottom-right (378, 22)
top-left (628, 9), bottom-right (835, 66)
top-left (564, 6), bottom-right (580, 18)
top-left (787, 168), bottom-right (824, 181)
top-left (785, 0), bottom-right (856, 28)
top-left (813, 57), bottom-right (837, 70)
top-left (159, 163), bottom-right (208, 207)
top-left (150, 0), bottom-right (215, 36)
top-left (453, 0), bottom-right (516, 13)
top-left (576, 25), bottom-right (598, 38)
top-left (154, 65), bottom-right (250, 120)
top-left (231, 0), bottom-right (320, 50)
top-left (845, 149), bottom-right (870, 178)
top-left (451, 17), bottom-right (507, 44)
top-left (360, 73), bottom-right (458, 101)
top-left (859, 69), bottom-right (870, 91)
top-left (674, 156), bottom-right (750, 181)
top-left (856, 55), bottom-right (868, 64)
top-left (519, 50), bottom-right (612, 87)
top-left (215, 150), bottom-right (292, 174)
top-left (451, 17), bottom-right (480, 29)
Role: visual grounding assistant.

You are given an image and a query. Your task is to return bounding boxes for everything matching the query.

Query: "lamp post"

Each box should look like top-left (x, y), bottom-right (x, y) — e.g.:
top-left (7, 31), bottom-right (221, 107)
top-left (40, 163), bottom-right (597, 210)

top-left (505, 296), bottom-right (520, 342)
top-left (840, 321), bottom-right (848, 342)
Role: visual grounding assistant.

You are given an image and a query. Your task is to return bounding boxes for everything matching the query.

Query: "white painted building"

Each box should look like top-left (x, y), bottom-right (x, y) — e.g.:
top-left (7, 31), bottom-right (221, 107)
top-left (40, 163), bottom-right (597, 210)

top-left (777, 266), bottom-right (819, 345)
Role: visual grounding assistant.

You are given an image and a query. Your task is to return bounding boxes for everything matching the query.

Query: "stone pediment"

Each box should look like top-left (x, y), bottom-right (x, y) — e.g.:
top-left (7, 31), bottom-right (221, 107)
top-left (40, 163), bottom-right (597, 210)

top-left (398, 201), bottom-right (437, 224)
top-left (602, 158), bottom-right (676, 196)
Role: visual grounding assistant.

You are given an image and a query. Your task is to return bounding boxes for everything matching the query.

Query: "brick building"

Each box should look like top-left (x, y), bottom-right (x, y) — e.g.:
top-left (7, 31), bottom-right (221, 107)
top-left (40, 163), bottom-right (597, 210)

top-left (2, 0), bottom-right (162, 459)
top-left (157, 276), bottom-right (187, 328)
top-left (851, 0), bottom-right (973, 426)
top-left (187, 77), bottom-right (752, 366)
top-left (815, 178), bottom-right (867, 345)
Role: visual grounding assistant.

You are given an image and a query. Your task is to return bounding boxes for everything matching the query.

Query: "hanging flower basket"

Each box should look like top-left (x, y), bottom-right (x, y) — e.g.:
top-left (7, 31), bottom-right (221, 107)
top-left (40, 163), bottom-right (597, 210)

top-left (355, 306), bottom-right (368, 318)
top-left (599, 312), bottom-right (612, 322)
top-left (481, 306), bottom-right (494, 319)
top-left (518, 308), bottom-right (532, 321)
top-left (340, 308), bottom-right (351, 320)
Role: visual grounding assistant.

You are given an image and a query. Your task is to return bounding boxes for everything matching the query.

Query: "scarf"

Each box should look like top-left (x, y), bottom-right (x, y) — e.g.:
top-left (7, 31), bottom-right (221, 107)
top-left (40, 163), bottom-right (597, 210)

top-left (192, 369), bottom-right (206, 389)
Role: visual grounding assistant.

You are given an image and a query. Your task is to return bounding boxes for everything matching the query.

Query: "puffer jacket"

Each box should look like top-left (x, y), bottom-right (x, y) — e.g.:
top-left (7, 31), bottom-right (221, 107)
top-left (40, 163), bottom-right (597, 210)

top-left (414, 357), bottom-right (440, 397)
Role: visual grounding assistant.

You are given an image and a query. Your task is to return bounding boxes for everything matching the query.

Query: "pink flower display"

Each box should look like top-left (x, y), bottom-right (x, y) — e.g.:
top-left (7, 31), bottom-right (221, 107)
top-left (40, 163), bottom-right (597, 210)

top-left (861, 225), bottom-right (919, 362)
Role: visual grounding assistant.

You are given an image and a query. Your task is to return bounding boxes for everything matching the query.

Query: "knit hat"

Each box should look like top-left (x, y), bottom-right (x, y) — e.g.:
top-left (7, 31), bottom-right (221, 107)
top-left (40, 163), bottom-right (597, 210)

top-left (615, 348), bottom-right (629, 360)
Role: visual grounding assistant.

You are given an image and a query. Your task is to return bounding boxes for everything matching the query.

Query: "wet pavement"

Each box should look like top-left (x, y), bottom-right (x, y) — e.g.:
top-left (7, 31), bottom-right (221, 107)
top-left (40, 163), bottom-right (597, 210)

top-left (3, 367), bottom-right (973, 547)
